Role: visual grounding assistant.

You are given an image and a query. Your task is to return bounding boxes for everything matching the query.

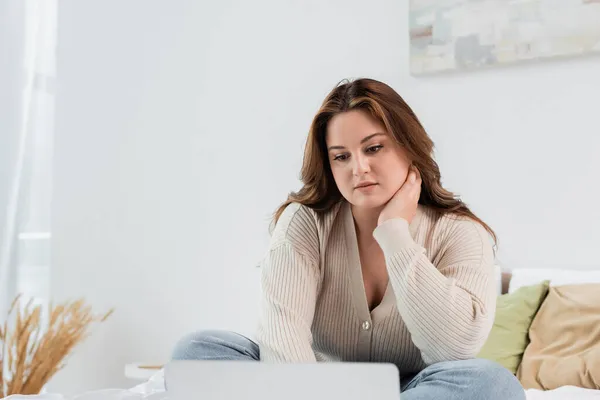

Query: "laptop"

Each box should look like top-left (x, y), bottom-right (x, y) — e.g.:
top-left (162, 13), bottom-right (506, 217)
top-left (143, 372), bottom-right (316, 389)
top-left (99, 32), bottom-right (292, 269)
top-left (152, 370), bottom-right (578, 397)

top-left (165, 360), bottom-right (401, 400)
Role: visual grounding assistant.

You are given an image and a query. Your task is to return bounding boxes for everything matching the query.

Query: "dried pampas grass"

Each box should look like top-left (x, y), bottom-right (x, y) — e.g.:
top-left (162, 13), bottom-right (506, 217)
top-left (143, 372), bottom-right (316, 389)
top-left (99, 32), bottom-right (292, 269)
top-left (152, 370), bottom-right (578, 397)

top-left (0, 294), bottom-right (113, 397)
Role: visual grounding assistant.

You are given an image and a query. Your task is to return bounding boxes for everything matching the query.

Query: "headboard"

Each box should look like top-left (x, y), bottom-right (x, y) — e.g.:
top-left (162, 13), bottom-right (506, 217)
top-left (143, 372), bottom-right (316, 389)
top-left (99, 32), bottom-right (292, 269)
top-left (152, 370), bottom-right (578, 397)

top-left (501, 270), bottom-right (513, 295)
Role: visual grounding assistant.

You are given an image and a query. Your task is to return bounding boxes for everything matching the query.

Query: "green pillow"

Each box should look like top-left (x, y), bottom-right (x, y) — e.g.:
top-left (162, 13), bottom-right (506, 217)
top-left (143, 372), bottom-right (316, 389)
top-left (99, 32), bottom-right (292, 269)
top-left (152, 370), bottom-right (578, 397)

top-left (477, 280), bottom-right (550, 374)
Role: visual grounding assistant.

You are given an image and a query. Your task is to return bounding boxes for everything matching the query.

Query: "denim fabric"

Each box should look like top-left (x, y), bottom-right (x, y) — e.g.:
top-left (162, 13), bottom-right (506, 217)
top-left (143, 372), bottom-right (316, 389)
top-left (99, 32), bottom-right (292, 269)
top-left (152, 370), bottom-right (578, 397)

top-left (171, 330), bottom-right (525, 400)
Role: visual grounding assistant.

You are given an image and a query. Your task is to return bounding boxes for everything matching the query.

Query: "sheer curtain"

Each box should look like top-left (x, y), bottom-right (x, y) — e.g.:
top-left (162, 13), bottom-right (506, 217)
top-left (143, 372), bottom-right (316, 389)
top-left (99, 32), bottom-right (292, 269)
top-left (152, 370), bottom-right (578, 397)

top-left (0, 0), bottom-right (57, 317)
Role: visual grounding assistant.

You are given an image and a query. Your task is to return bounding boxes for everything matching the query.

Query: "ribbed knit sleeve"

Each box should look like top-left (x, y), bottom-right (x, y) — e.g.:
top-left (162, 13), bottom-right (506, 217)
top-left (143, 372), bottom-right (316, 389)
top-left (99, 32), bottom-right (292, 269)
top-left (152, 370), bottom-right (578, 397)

top-left (372, 216), bottom-right (496, 365)
top-left (255, 203), bottom-right (321, 362)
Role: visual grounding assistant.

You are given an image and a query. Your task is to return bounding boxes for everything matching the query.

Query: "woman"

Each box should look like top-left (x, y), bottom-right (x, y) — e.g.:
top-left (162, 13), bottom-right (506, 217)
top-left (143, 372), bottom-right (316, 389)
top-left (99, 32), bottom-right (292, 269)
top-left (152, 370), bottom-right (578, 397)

top-left (172, 78), bottom-right (525, 399)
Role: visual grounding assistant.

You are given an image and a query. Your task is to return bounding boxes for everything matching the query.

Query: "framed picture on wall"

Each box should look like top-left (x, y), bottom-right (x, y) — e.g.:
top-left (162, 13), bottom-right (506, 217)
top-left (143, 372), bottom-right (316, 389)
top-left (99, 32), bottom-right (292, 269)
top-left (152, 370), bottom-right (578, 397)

top-left (409, 0), bottom-right (600, 75)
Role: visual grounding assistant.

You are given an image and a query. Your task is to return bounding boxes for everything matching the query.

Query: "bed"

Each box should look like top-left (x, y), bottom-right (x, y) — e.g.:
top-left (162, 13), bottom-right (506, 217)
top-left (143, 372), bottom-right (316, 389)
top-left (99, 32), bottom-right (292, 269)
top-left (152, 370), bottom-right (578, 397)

top-left (5, 267), bottom-right (599, 399)
top-left (8, 368), bottom-right (596, 400)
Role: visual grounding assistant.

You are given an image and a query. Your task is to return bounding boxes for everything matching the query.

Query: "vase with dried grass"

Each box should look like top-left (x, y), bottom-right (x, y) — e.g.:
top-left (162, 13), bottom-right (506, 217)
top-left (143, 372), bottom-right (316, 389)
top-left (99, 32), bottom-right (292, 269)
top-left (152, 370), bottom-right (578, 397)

top-left (0, 294), bottom-right (113, 397)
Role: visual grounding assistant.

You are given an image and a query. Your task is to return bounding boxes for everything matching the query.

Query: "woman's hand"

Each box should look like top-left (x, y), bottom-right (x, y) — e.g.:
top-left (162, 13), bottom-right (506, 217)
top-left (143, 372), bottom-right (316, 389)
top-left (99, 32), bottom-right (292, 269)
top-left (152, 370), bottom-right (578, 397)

top-left (378, 165), bottom-right (422, 226)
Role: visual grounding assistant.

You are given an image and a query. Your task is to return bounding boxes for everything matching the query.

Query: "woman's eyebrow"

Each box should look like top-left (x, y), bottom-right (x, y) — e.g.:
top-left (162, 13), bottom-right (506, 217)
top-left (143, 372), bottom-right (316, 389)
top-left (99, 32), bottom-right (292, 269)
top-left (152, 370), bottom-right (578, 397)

top-left (327, 132), bottom-right (386, 151)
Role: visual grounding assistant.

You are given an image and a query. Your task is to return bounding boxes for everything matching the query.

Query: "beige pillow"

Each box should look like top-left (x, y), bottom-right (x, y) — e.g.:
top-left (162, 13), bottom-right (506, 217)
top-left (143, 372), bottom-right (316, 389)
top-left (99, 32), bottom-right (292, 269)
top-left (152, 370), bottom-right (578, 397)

top-left (517, 283), bottom-right (600, 390)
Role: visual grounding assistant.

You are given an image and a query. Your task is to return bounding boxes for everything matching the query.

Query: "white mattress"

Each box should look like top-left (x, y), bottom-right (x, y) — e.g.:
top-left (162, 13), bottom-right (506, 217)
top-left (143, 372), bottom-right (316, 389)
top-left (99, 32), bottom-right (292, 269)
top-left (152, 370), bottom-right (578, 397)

top-left (4, 371), bottom-right (598, 399)
top-left (526, 386), bottom-right (600, 400)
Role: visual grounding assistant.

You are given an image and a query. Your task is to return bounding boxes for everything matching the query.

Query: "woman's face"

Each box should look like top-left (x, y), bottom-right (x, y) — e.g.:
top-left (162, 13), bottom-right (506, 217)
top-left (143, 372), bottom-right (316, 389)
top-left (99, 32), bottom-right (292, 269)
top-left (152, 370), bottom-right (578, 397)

top-left (326, 109), bottom-right (411, 210)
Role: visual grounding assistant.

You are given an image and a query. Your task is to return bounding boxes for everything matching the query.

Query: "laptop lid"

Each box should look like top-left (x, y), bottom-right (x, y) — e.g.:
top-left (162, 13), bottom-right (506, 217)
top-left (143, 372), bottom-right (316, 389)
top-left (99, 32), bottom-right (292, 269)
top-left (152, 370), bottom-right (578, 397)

top-left (165, 360), bottom-right (401, 400)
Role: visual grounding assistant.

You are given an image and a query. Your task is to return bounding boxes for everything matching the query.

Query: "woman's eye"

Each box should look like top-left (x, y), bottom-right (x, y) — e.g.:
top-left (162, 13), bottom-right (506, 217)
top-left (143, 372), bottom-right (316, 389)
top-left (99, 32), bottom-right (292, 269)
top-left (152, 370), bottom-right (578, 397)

top-left (367, 145), bottom-right (383, 153)
top-left (333, 154), bottom-right (348, 161)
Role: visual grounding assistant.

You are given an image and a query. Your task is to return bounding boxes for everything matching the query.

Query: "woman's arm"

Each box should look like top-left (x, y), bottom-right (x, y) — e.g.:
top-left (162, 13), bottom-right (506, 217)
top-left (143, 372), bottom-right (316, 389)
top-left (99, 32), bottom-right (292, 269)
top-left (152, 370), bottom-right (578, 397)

top-left (255, 205), bottom-right (320, 362)
top-left (373, 216), bottom-right (496, 365)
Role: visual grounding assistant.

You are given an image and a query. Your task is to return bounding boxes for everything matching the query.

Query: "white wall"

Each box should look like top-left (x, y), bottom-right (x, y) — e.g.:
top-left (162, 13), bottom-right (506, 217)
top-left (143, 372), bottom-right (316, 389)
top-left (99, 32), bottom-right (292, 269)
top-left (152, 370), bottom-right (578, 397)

top-left (406, 57), bottom-right (600, 271)
top-left (50, 0), bottom-right (600, 394)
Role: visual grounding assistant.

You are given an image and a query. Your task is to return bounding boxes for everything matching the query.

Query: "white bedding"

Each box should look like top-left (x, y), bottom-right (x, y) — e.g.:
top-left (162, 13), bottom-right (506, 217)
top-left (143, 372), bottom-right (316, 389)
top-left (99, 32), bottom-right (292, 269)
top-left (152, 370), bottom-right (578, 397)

top-left (525, 386), bottom-right (600, 400)
top-left (3, 371), bottom-right (168, 400)
top-left (4, 370), bottom-right (599, 400)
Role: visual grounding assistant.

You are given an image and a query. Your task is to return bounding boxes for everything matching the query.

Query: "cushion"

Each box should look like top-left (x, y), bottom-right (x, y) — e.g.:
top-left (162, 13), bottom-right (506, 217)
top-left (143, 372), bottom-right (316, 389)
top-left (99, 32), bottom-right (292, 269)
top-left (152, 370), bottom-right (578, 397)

top-left (517, 283), bottom-right (600, 390)
top-left (477, 280), bottom-right (550, 374)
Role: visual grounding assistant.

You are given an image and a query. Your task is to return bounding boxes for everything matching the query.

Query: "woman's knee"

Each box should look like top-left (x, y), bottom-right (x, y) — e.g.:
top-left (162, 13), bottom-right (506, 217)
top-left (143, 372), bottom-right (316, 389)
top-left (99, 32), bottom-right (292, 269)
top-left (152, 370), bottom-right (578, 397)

top-left (413, 358), bottom-right (525, 400)
top-left (171, 329), bottom-right (217, 360)
top-left (465, 359), bottom-right (525, 400)
top-left (171, 329), bottom-right (259, 361)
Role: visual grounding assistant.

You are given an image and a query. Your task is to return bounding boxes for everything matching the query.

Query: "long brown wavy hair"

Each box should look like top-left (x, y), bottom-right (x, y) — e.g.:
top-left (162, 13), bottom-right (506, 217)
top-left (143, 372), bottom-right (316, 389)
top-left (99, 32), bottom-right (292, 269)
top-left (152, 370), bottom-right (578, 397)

top-left (273, 78), bottom-right (497, 245)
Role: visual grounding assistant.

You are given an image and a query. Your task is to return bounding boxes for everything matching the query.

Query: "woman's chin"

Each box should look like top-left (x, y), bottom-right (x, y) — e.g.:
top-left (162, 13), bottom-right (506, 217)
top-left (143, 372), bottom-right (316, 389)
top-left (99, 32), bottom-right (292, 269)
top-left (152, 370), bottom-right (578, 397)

top-left (348, 194), bottom-right (387, 210)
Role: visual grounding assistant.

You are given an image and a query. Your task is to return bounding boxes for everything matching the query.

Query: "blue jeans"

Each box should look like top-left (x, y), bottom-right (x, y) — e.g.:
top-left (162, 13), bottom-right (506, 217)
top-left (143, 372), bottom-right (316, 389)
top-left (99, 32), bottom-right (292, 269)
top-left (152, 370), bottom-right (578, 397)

top-left (171, 330), bottom-right (525, 400)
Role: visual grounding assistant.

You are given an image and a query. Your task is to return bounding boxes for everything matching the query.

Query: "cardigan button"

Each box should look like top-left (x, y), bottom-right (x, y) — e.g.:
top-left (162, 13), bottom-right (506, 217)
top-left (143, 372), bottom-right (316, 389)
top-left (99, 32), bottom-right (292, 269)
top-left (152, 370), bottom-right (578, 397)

top-left (361, 320), bottom-right (371, 331)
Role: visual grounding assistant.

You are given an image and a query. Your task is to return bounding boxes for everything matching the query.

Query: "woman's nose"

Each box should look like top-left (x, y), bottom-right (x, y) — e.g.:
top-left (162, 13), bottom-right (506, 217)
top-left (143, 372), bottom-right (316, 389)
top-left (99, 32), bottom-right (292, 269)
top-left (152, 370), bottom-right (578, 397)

top-left (352, 154), bottom-right (370, 176)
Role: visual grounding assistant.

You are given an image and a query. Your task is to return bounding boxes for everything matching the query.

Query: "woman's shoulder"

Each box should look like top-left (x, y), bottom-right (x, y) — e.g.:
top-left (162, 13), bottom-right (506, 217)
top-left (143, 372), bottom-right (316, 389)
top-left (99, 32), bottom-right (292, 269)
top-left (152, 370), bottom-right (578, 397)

top-left (270, 201), bottom-right (343, 257)
top-left (424, 207), bottom-right (488, 237)
top-left (420, 206), bottom-right (494, 263)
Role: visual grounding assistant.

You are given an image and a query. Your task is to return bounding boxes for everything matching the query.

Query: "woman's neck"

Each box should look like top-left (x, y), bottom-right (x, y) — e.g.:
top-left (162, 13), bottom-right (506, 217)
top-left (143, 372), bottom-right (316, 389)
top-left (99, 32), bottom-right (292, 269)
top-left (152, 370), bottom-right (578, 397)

top-left (350, 203), bottom-right (383, 239)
